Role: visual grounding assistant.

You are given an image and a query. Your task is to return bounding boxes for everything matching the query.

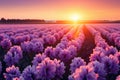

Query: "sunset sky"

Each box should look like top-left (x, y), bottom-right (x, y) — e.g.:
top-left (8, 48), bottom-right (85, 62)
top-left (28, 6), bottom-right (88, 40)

top-left (0, 0), bottom-right (120, 20)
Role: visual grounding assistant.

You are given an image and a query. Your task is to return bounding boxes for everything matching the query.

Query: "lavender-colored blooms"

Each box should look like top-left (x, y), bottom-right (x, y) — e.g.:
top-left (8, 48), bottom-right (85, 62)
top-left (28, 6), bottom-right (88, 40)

top-left (58, 49), bottom-right (71, 63)
top-left (114, 37), bottom-right (120, 47)
top-left (21, 65), bottom-right (37, 80)
top-left (52, 47), bottom-right (62, 59)
top-left (29, 34), bottom-right (38, 39)
top-left (21, 41), bottom-right (33, 53)
top-left (115, 52), bottom-right (120, 65)
top-left (116, 75), bottom-right (120, 80)
top-left (86, 25), bottom-right (99, 36)
top-left (89, 51), bottom-right (105, 62)
top-left (66, 33), bottom-right (73, 40)
top-left (68, 40), bottom-right (80, 50)
top-left (31, 38), bottom-right (44, 44)
top-left (54, 59), bottom-right (65, 79)
top-left (70, 57), bottom-right (86, 73)
top-left (56, 43), bottom-right (67, 49)
top-left (36, 58), bottom-right (56, 80)
top-left (94, 26), bottom-right (120, 49)
top-left (32, 53), bottom-right (46, 66)
top-left (4, 65), bottom-right (21, 80)
top-left (69, 66), bottom-right (98, 80)
top-left (13, 36), bottom-right (24, 45)
top-left (0, 24), bottom-right (120, 80)
top-left (21, 40), bottom-right (44, 54)
top-left (10, 36), bottom-right (15, 44)
top-left (102, 55), bottom-right (119, 74)
top-left (44, 46), bottom-right (54, 59)
top-left (48, 36), bottom-right (56, 45)
top-left (32, 41), bottom-right (44, 53)
top-left (22, 35), bottom-right (30, 42)
top-left (35, 57), bottom-right (65, 80)
top-left (43, 35), bottom-right (56, 45)
top-left (4, 46), bottom-right (23, 66)
top-left (15, 35), bottom-right (30, 44)
top-left (0, 39), bottom-right (12, 50)
top-left (0, 34), bottom-right (4, 42)
top-left (105, 46), bottom-right (118, 56)
top-left (96, 41), bottom-right (108, 49)
top-left (93, 32), bottom-right (108, 49)
top-left (54, 33), bottom-right (60, 40)
top-left (88, 61), bottom-right (107, 80)
top-left (110, 33), bottom-right (119, 41)
top-left (61, 37), bottom-right (69, 43)
top-left (61, 39), bottom-right (69, 46)
top-left (93, 47), bottom-right (107, 55)
top-left (67, 45), bottom-right (77, 58)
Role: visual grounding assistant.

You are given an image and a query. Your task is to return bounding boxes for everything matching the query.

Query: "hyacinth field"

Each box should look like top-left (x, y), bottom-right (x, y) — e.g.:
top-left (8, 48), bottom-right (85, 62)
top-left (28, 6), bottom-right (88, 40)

top-left (0, 24), bottom-right (120, 80)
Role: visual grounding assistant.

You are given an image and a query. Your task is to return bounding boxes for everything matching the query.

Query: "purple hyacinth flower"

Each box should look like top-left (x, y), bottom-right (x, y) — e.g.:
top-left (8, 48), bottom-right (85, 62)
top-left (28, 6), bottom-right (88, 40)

top-left (4, 65), bottom-right (21, 80)
top-left (69, 65), bottom-right (98, 80)
top-left (70, 57), bottom-right (86, 73)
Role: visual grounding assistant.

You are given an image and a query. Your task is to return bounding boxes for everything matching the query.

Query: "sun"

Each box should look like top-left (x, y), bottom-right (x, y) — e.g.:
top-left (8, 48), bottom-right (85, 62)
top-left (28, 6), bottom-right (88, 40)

top-left (72, 14), bottom-right (79, 22)
top-left (69, 13), bottom-right (81, 23)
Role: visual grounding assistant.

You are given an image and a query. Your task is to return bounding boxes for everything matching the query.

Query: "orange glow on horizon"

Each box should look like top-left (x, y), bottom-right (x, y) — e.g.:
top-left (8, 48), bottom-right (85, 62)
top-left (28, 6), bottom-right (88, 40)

top-left (0, 0), bottom-right (120, 20)
top-left (69, 13), bottom-right (82, 24)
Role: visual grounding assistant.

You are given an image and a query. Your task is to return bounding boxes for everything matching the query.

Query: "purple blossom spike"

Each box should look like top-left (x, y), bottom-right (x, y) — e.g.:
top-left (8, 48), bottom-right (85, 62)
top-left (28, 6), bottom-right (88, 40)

top-left (67, 45), bottom-right (77, 58)
top-left (59, 49), bottom-right (71, 63)
top-left (54, 59), bottom-right (65, 79)
top-left (21, 65), bottom-right (37, 80)
top-left (89, 51), bottom-right (105, 62)
top-left (4, 46), bottom-right (23, 66)
top-left (36, 58), bottom-right (56, 80)
top-left (52, 47), bottom-right (62, 59)
top-left (70, 57), bottom-right (86, 73)
top-left (32, 53), bottom-right (46, 66)
top-left (115, 52), bottom-right (120, 65)
top-left (105, 46), bottom-right (118, 56)
top-left (32, 41), bottom-right (44, 53)
top-left (0, 39), bottom-right (12, 50)
top-left (88, 61), bottom-right (107, 80)
top-left (102, 55), bottom-right (119, 74)
top-left (0, 34), bottom-right (4, 42)
top-left (44, 46), bottom-right (54, 59)
top-left (4, 65), bottom-right (21, 80)
top-left (69, 65), bottom-right (98, 80)
top-left (21, 41), bottom-right (33, 53)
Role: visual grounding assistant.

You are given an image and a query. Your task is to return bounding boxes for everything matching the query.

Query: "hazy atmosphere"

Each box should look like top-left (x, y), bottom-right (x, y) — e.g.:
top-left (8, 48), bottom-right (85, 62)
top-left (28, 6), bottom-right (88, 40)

top-left (0, 0), bottom-right (120, 20)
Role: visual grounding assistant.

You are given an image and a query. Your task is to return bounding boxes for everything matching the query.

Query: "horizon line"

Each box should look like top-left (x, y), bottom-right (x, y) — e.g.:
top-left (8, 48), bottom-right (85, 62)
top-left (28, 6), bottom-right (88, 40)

top-left (1, 18), bottom-right (120, 21)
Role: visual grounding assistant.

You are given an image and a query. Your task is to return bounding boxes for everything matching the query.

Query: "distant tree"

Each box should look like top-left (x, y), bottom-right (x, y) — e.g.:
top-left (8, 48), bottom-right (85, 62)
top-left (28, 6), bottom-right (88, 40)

top-left (1, 18), bottom-right (6, 23)
top-left (1, 17), bottom-right (6, 21)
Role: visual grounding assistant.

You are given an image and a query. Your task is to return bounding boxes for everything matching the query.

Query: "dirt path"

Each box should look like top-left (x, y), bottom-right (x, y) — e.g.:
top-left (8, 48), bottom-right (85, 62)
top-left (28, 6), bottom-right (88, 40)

top-left (77, 25), bottom-right (96, 63)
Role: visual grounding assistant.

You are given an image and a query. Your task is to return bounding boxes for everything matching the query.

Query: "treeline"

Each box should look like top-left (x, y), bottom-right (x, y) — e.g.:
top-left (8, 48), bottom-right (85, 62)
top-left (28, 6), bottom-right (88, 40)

top-left (0, 18), bottom-right (120, 24)
top-left (0, 18), bottom-right (45, 24)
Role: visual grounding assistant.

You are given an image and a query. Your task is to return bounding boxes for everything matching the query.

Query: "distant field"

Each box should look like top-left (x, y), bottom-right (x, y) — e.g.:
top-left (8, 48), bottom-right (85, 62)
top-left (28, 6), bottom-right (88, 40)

top-left (0, 24), bottom-right (120, 80)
